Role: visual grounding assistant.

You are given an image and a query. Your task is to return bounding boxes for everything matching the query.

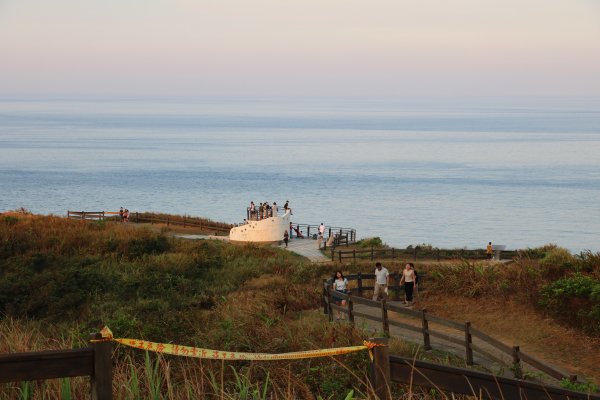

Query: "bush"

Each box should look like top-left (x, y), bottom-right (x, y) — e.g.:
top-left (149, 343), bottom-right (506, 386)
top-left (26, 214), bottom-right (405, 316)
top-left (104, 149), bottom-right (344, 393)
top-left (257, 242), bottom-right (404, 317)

top-left (538, 274), bottom-right (600, 335)
top-left (356, 237), bottom-right (384, 248)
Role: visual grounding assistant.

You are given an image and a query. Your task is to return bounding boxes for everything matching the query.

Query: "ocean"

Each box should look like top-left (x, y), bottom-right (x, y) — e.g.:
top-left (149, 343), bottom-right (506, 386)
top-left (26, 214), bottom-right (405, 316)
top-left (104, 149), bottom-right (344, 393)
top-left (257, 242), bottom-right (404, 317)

top-left (1, 97), bottom-right (599, 252)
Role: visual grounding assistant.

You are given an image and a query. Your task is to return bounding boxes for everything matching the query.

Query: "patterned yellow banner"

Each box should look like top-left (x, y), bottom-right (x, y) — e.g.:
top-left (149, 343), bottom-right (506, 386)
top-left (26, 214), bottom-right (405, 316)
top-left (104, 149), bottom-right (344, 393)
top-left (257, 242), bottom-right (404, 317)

top-left (95, 326), bottom-right (380, 361)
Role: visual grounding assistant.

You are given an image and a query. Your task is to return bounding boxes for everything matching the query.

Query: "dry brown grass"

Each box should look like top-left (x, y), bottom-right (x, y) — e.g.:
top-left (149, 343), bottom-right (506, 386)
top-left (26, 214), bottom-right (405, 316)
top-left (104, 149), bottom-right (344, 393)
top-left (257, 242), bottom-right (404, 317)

top-left (419, 294), bottom-right (600, 384)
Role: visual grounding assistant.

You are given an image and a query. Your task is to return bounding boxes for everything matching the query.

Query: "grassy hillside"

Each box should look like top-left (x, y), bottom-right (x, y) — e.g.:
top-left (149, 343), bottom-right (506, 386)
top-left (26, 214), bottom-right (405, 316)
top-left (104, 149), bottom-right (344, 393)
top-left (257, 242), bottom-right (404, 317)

top-left (1, 213), bottom-right (599, 398)
top-left (0, 214), bottom-right (376, 399)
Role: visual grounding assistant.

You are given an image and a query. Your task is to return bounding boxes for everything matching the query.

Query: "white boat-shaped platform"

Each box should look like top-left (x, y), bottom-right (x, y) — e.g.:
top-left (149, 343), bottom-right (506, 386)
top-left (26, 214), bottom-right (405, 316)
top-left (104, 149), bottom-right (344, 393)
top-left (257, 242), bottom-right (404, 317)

top-left (229, 210), bottom-right (291, 244)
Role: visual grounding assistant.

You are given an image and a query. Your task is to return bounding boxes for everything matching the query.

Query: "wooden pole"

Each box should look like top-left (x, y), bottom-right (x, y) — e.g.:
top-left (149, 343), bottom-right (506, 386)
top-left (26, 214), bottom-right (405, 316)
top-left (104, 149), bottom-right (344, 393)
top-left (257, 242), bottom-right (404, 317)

top-left (322, 284), bottom-right (329, 315)
top-left (357, 272), bottom-right (363, 297)
top-left (347, 293), bottom-right (355, 326)
top-left (338, 250), bottom-right (342, 262)
top-left (512, 346), bottom-right (522, 379)
top-left (369, 337), bottom-right (391, 400)
top-left (381, 300), bottom-right (390, 337)
top-left (326, 287), bottom-right (333, 322)
top-left (353, 249), bottom-right (356, 262)
top-left (421, 309), bottom-right (432, 350)
top-left (90, 333), bottom-right (113, 400)
top-left (464, 322), bottom-right (474, 365)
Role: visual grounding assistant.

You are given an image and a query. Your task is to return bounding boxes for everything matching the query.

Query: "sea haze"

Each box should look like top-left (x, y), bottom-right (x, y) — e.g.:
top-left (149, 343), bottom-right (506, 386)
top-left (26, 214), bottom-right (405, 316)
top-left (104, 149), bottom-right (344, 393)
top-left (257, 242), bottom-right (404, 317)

top-left (1, 97), bottom-right (599, 252)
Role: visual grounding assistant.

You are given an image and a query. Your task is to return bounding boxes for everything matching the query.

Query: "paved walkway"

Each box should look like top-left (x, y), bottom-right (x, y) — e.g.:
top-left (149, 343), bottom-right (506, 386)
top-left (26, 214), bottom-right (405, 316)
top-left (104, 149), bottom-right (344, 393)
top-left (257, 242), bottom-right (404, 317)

top-left (279, 237), bottom-right (330, 262)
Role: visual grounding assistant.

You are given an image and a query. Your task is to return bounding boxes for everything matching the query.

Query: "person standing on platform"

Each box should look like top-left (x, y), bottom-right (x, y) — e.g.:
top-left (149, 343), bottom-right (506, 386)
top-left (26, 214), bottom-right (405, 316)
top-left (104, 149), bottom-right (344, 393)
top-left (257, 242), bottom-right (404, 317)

top-left (289, 222), bottom-right (294, 239)
top-left (319, 223), bottom-right (325, 236)
top-left (487, 242), bottom-right (493, 259)
top-left (372, 262), bottom-right (389, 301)
top-left (283, 230), bottom-right (289, 247)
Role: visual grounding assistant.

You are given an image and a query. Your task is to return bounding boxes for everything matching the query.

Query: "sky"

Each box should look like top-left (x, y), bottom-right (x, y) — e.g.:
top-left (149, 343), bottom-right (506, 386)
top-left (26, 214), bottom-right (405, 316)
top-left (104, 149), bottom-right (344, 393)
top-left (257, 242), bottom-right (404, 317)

top-left (1, 0), bottom-right (599, 97)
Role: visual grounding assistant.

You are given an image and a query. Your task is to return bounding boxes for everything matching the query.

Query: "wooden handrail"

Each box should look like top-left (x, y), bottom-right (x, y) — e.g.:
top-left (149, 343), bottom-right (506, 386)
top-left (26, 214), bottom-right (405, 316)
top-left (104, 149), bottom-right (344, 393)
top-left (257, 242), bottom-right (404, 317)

top-left (0, 333), bottom-right (112, 399)
top-left (388, 355), bottom-right (599, 400)
top-left (323, 276), bottom-right (581, 383)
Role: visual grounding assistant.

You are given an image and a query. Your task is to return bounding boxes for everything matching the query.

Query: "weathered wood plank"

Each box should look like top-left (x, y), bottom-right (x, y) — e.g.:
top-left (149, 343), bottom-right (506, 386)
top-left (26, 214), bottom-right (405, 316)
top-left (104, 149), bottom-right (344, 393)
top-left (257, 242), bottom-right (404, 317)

top-left (0, 348), bottom-right (94, 383)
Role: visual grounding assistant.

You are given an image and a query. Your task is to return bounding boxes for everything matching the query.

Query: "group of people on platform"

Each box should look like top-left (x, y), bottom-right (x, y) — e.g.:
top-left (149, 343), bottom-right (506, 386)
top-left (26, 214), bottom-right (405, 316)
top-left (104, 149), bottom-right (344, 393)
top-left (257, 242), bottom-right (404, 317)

top-left (119, 207), bottom-right (130, 223)
top-left (245, 200), bottom-right (292, 222)
top-left (331, 262), bottom-right (418, 320)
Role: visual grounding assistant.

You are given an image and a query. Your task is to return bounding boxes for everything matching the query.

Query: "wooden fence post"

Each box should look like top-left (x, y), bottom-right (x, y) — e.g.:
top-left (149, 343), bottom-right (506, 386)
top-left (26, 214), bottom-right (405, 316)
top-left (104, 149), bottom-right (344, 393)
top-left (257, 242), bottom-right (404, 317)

top-left (357, 272), bottom-right (363, 297)
top-left (421, 309), bottom-right (432, 350)
top-left (392, 248), bottom-right (395, 259)
top-left (381, 300), bottom-right (390, 337)
top-left (90, 332), bottom-right (113, 400)
top-left (393, 272), bottom-right (401, 301)
top-left (369, 337), bottom-right (391, 400)
top-left (338, 250), bottom-right (342, 262)
top-left (348, 293), bottom-right (355, 326)
top-left (307, 226), bottom-right (311, 237)
top-left (322, 283), bottom-right (329, 315)
top-left (353, 249), bottom-right (356, 262)
top-left (326, 287), bottom-right (333, 322)
top-left (464, 322), bottom-right (474, 365)
top-left (512, 346), bottom-right (522, 379)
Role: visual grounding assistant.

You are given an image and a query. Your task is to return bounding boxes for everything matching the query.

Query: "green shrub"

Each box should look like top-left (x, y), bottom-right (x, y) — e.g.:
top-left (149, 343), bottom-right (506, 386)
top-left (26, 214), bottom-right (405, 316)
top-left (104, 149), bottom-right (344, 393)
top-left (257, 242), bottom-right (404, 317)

top-left (538, 274), bottom-right (600, 335)
top-left (356, 237), bottom-right (384, 248)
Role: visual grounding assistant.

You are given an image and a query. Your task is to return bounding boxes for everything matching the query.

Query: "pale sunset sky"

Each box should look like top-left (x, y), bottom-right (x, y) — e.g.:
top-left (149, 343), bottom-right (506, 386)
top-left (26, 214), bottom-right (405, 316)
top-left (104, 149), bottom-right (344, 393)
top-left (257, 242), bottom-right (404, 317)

top-left (1, 0), bottom-right (599, 97)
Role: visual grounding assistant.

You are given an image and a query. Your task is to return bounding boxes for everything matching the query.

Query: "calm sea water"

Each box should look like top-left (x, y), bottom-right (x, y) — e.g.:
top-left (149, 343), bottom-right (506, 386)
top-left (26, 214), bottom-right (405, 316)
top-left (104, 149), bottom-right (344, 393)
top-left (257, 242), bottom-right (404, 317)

top-left (1, 97), bottom-right (599, 252)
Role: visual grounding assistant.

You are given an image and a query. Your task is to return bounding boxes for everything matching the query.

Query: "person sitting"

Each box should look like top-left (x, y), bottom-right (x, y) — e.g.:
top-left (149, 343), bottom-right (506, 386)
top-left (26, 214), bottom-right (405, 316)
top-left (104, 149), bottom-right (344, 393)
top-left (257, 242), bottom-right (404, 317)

top-left (294, 225), bottom-right (304, 238)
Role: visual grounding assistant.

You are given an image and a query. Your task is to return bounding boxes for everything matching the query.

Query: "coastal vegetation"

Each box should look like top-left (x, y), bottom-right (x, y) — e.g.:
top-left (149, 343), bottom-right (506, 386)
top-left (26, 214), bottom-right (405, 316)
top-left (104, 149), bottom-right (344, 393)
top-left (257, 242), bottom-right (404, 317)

top-left (0, 212), bottom-right (599, 398)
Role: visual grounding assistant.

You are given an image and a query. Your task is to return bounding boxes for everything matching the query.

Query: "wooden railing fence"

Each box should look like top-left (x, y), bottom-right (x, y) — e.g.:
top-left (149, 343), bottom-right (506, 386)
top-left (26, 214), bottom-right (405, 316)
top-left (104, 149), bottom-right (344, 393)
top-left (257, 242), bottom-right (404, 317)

top-left (370, 340), bottom-right (599, 400)
top-left (2, 333), bottom-right (596, 400)
top-left (132, 213), bottom-right (231, 235)
top-left (323, 273), bottom-right (582, 386)
top-left (333, 246), bottom-right (519, 262)
top-left (0, 332), bottom-right (112, 399)
top-left (67, 211), bottom-right (120, 221)
top-left (67, 211), bottom-right (232, 235)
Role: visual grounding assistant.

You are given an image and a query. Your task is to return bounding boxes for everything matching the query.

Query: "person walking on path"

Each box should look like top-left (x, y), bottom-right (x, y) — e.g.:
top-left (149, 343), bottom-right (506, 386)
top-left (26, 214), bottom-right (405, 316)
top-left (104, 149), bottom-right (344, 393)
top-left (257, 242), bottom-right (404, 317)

top-left (332, 270), bottom-right (349, 320)
top-left (486, 242), bottom-right (493, 259)
top-left (372, 262), bottom-right (389, 301)
top-left (283, 230), bottom-right (289, 247)
top-left (399, 262), bottom-right (417, 305)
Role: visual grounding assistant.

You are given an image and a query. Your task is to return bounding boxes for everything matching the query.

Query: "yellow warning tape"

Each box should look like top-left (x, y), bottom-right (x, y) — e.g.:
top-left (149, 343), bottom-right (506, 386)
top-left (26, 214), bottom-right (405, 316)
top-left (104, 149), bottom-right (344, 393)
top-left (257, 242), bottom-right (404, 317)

top-left (93, 326), bottom-right (382, 361)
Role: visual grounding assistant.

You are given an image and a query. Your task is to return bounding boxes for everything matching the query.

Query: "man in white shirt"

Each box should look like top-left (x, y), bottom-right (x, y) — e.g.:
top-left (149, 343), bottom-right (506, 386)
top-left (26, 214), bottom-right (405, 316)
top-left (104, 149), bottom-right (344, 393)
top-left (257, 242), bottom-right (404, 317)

top-left (319, 223), bottom-right (325, 236)
top-left (373, 262), bottom-right (389, 301)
